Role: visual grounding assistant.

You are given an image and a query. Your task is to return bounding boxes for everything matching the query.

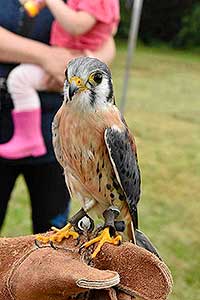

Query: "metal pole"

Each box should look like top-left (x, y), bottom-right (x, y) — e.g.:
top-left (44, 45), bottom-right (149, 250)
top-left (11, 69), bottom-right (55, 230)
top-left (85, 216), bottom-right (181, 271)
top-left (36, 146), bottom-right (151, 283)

top-left (120, 0), bottom-right (144, 114)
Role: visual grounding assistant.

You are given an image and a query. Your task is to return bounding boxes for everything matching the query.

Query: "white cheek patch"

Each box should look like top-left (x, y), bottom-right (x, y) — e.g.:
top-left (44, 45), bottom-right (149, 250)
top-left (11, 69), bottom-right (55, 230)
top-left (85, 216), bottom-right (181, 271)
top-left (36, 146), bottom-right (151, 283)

top-left (94, 77), bottom-right (110, 108)
top-left (95, 78), bottom-right (109, 98)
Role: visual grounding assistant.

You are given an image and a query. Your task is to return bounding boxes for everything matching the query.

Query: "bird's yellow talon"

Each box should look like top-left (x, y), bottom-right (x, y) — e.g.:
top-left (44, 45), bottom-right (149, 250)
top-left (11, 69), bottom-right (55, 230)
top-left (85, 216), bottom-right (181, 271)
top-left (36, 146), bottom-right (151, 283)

top-left (36, 235), bottom-right (51, 244)
top-left (51, 226), bottom-right (60, 232)
top-left (36, 223), bottom-right (79, 244)
top-left (83, 227), bottom-right (122, 258)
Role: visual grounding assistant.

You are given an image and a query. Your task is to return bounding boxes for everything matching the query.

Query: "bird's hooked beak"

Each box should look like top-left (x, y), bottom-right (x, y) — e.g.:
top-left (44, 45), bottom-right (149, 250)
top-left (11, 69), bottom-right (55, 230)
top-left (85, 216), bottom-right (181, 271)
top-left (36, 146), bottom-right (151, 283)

top-left (68, 76), bottom-right (87, 101)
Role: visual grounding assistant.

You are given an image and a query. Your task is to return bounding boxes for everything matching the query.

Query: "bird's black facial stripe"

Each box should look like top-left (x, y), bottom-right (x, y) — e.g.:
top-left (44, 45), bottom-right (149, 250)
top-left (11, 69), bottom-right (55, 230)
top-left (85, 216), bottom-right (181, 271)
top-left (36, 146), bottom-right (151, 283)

top-left (87, 80), bottom-right (94, 88)
top-left (89, 90), bottom-right (96, 106)
top-left (106, 78), bottom-right (113, 102)
top-left (65, 69), bottom-right (69, 82)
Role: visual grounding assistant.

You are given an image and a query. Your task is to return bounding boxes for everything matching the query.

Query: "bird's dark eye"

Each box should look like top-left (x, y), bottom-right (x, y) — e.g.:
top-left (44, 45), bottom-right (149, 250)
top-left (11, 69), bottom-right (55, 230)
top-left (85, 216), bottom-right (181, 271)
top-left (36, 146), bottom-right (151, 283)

top-left (93, 72), bottom-right (103, 84)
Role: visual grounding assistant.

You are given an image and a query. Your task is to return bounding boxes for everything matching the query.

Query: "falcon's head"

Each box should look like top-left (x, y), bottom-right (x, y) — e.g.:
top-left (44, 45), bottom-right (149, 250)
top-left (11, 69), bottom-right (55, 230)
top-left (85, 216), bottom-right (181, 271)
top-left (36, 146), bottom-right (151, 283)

top-left (64, 57), bottom-right (115, 111)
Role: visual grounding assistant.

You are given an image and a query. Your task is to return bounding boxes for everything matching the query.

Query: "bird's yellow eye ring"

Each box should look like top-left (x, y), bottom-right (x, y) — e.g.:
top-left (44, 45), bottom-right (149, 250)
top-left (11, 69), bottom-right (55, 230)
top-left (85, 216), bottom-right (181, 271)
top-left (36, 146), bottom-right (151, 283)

top-left (76, 78), bottom-right (82, 85)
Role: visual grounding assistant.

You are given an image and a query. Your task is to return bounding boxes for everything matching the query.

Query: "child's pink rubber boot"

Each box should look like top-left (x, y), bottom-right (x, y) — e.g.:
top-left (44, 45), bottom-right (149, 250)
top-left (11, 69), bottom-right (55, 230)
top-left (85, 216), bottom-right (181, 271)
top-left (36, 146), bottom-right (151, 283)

top-left (0, 109), bottom-right (46, 159)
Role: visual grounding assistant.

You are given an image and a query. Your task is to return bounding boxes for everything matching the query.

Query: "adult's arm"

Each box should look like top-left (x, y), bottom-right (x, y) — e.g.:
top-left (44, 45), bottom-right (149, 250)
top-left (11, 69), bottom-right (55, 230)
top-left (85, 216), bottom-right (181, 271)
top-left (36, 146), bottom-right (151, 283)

top-left (0, 26), bottom-right (70, 84)
top-left (0, 26), bottom-right (49, 64)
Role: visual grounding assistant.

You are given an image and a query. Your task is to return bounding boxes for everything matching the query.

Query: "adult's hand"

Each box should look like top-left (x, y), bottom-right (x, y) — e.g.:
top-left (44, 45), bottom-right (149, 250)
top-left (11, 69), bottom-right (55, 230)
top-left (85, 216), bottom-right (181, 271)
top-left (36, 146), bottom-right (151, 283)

top-left (39, 46), bottom-right (80, 85)
top-left (42, 74), bottom-right (63, 92)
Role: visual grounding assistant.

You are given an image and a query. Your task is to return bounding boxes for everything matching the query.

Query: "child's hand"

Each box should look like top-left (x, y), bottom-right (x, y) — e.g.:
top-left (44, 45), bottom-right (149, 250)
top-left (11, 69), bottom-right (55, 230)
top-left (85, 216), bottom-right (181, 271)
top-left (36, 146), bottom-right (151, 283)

top-left (33, 0), bottom-right (46, 9)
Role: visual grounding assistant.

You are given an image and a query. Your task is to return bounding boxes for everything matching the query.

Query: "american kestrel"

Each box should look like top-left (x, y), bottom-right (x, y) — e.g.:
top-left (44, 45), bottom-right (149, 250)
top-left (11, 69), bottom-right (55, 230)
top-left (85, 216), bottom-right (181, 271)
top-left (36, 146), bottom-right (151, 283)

top-left (38, 57), bottom-right (160, 259)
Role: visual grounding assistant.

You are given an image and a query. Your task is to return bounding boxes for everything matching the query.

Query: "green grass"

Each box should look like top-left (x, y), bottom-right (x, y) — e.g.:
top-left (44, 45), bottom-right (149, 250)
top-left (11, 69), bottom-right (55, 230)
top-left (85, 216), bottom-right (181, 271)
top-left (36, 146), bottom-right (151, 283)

top-left (1, 43), bottom-right (200, 299)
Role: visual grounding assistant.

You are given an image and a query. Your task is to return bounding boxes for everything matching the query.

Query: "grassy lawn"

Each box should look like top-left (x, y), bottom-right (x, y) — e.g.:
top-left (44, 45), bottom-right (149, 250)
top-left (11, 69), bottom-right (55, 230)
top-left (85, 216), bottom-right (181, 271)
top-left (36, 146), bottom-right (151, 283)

top-left (1, 43), bottom-right (200, 300)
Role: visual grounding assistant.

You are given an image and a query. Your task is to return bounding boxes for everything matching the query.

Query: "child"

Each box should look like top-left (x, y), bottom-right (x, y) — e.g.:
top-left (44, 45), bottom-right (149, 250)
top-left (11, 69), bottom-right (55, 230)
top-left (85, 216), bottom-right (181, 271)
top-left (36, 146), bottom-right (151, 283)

top-left (0, 0), bottom-right (120, 159)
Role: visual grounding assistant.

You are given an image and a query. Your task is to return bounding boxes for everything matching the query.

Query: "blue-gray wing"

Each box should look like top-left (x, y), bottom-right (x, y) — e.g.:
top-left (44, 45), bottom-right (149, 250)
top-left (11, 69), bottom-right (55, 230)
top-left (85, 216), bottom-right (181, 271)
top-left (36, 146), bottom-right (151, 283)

top-left (104, 127), bottom-right (141, 229)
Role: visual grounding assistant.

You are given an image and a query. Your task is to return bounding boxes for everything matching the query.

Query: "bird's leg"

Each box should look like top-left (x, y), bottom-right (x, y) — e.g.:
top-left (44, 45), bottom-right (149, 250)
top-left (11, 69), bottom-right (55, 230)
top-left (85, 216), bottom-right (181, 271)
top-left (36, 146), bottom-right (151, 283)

top-left (103, 206), bottom-right (120, 236)
top-left (69, 208), bottom-right (94, 234)
top-left (37, 208), bottom-right (94, 244)
top-left (82, 206), bottom-right (122, 258)
top-left (114, 220), bottom-right (126, 232)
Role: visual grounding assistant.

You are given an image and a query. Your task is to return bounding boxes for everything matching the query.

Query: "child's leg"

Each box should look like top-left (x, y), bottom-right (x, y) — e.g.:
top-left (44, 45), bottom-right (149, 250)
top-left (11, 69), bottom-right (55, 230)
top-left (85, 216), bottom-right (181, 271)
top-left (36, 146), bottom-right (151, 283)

top-left (0, 64), bottom-right (47, 159)
top-left (7, 64), bottom-right (46, 111)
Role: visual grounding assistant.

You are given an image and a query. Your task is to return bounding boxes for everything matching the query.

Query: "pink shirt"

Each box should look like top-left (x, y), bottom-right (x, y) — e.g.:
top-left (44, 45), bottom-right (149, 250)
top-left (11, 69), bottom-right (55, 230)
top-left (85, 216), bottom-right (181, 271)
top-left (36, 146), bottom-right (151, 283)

top-left (50, 0), bottom-right (120, 51)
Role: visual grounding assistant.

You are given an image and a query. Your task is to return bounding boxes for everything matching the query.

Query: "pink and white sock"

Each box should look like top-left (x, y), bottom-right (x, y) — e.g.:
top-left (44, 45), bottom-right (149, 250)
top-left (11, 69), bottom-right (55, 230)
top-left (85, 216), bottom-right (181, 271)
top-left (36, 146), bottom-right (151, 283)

top-left (7, 63), bottom-right (46, 112)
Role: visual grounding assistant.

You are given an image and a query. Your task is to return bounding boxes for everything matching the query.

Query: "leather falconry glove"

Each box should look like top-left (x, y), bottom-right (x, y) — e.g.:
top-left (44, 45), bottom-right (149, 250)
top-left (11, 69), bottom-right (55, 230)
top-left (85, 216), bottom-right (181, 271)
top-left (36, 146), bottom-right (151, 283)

top-left (0, 232), bottom-right (172, 300)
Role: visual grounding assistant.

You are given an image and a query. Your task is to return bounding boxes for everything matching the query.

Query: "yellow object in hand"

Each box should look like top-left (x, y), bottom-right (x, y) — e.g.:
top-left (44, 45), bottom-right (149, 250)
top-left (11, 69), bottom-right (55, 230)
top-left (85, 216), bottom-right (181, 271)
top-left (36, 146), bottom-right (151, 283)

top-left (24, 0), bottom-right (44, 17)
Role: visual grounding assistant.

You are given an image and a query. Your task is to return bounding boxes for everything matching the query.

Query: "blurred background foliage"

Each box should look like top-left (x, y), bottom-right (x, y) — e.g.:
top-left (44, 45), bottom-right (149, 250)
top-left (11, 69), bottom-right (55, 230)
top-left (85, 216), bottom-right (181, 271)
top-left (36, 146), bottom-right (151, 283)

top-left (117, 0), bottom-right (200, 49)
